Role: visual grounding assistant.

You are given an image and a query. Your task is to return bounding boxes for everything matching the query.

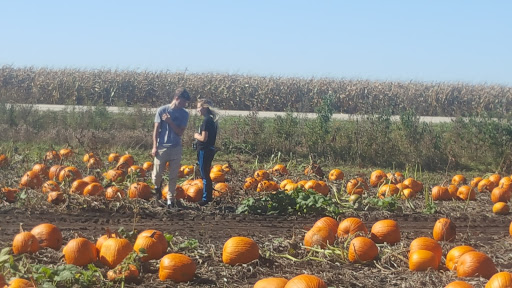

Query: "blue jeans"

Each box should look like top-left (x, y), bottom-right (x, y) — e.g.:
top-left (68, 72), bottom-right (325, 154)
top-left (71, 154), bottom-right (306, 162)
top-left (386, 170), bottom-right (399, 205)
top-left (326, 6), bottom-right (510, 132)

top-left (197, 148), bottom-right (215, 202)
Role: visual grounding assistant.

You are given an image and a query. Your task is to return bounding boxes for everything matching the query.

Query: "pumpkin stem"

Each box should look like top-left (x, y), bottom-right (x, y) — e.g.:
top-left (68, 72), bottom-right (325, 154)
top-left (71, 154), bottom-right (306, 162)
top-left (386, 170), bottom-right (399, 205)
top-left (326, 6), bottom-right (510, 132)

top-left (149, 231), bottom-right (157, 239)
top-left (19, 223), bottom-right (24, 233)
top-left (106, 227), bottom-right (112, 239)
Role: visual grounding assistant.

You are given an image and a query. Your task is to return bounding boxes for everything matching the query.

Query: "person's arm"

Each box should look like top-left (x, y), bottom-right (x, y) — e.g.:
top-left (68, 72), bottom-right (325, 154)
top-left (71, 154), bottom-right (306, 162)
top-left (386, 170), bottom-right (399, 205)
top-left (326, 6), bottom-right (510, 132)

top-left (151, 122), bottom-right (160, 157)
top-left (162, 113), bottom-right (186, 136)
top-left (194, 131), bottom-right (208, 142)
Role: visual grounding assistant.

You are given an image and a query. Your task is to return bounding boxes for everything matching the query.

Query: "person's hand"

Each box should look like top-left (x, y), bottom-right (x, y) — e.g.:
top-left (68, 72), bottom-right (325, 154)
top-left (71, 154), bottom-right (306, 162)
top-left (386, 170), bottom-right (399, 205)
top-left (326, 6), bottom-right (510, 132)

top-left (161, 113), bottom-right (170, 122)
top-left (151, 147), bottom-right (157, 157)
top-left (194, 133), bottom-right (200, 139)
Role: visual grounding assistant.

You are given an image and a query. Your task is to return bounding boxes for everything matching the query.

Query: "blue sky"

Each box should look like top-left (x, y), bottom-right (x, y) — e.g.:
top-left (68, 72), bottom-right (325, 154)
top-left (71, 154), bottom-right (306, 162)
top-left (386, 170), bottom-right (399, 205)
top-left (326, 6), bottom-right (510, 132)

top-left (1, 1), bottom-right (511, 85)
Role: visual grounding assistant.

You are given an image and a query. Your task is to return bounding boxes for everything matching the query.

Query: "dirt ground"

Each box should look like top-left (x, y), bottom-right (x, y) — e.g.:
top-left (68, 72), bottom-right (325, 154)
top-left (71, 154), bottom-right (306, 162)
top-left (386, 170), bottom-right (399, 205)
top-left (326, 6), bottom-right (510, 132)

top-left (0, 194), bottom-right (510, 288)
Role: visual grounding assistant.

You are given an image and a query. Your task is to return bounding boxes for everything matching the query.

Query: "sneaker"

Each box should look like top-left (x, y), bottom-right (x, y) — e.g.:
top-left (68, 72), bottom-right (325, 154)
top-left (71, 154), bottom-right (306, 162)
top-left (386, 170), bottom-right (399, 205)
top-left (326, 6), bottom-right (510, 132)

top-left (175, 199), bottom-right (184, 208)
top-left (167, 201), bottom-right (176, 209)
top-left (198, 200), bottom-right (210, 207)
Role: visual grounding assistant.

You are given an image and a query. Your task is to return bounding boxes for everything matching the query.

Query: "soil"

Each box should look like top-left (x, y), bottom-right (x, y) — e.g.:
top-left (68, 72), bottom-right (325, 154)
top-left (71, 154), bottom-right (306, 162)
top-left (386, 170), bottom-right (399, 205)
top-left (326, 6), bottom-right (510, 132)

top-left (0, 194), bottom-right (510, 288)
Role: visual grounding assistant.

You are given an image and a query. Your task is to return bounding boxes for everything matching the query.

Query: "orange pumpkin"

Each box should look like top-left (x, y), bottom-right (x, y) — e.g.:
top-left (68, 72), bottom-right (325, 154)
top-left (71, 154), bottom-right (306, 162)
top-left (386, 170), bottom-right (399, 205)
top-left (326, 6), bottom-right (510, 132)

top-left (222, 236), bottom-right (259, 265)
top-left (409, 250), bottom-right (438, 271)
top-left (137, 230), bottom-right (168, 256)
top-left (105, 186), bottom-right (126, 200)
top-left (457, 185), bottom-right (476, 201)
top-left (32, 163), bottom-right (49, 179)
top-left (478, 179), bottom-right (496, 193)
top-left (304, 164), bottom-right (325, 178)
top-left (107, 264), bottom-right (139, 283)
top-left (451, 174), bottom-right (466, 185)
top-left (470, 177), bottom-right (483, 188)
top-left (128, 165), bottom-right (146, 178)
top-left (431, 186), bottom-right (450, 201)
top-left (82, 175), bottom-right (99, 183)
top-left (243, 177), bottom-right (259, 190)
top-left (213, 182), bottom-right (230, 196)
top-left (492, 202), bottom-right (509, 215)
top-left (107, 153), bottom-right (120, 163)
top-left (5, 278), bottom-right (35, 288)
top-left (99, 237), bottom-right (133, 268)
top-left (69, 179), bottom-right (89, 195)
top-left (0, 154), bottom-right (8, 167)
top-left (403, 178), bottom-right (423, 193)
top-left (387, 171), bottom-right (404, 184)
top-left (489, 174), bottom-right (501, 186)
top-left (370, 219), bottom-right (400, 245)
top-left (47, 191), bottom-right (65, 204)
top-left (128, 182), bottom-right (152, 200)
top-left (1, 187), bottom-right (18, 203)
top-left (254, 170), bottom-right (270, 182)
top-left (254, 277), bottom-right (288, 288)
top-left (346, 178), bottom-right (366, 195)
top-left (409, 237), bottom-right (442, 267)
top-left (19, 170), bottom-right (42, 189)
top-left (312, 217), bottom-right (338, 236)
top-left (48, 165), bottom-right (65, 181)
top-left (491, 187), bottom-right (511, 203)
top-left (63, 238), bottom-right (98, 266)
top-left (41, 180), bottom-right (60, 194)
top-left (328, 169), bottom-right (344, 181)
top-left (134, 231), bottom-right (163, 262)
top-left (337, 218), bottom-right (368, 238)
top-left (83, 152), bottom-right (95, 163)
top-left (284, 274), bottom-right (327, 288)
top-left (445, 281), bottom-right (474, 288)
top-left (304, 226), bottom-right (335, 249)
top-left (348, 237), bottom-right (378, 263)
top-left (83, 182), bottom-right (104, 197)
top-left (446, 246), bottom-right (475, 271)
top-left (485, 271), bottom-right (512, 288)
top-left (45, 150), bottom-right (61, 162)
top-left (12, 231), bottom-right (39, 255)
top-left (142, 161), bottom-right (154, 172)
top-left (433, 218), bottom-right (456, 242)
top-left (95, 230), bottom-right (117, 252)
top-left (272, 164), bottom-right (289, 175)
top-left (117, 154), bottom-right (135, 167)
top-left (457, 251), bottom-right (497, 279)
top-left (59, 148), bottom-right (73, 158)
top-left (58, 166), bottom-right (82, 183)
top-left (159, 253), bottom-right (196, 282)
top-left (104, 169), bottom-right (126, 183)
top-left (370, 170), bottom-right (387, 187)
top-left (87, 157), bottom-right (103, 169)
top-left (210, 170), bottom-right (226, 183)
top-left (378, 184), bottom-right (399, 198)
top-left (185, 184), bottom-right (203, 203)
top-left (30, 223), bottom-right (62, 250)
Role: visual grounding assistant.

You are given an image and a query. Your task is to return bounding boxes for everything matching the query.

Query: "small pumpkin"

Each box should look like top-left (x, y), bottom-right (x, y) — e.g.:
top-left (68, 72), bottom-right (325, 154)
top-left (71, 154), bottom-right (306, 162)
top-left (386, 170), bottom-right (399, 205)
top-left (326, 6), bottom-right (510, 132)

top-left (272, 164), bottom-right (289, 175)
top-left (142, 161), bottom-right (154, 172)
top-left (58, 166), bottom-right (82, 183)
top-left (19, 170), bottom-right (43, 189)
top-left (244, 177), bottom-right (259, 190)
top-left (447, 184), bottom-right (459, 199)
top-left (128, 165), bottom-right (146, 178)
top-left (137, 230), bottom-right (168, 256)
top-left (328, 169), bottom-right (344, 181)
top-left (134, 231), bottom-right (163, 262)
top-left (107, 264), bottom-right (139, 283)
top-left (284, 274), bottom-right (327, 288)
top-left (214, 182), bottom-right (230, 196)
top-left (105, 186), bottom-right (126, 200)
top-left (478, 179), bottom-right (496, 193)
top-left (82, 175), bottom-right (99, 183)
top-left (433, 218), bottom-right (456, 242)
top-left (470, 177), bottom-right (483, 188)
top-left (83, 152), bottom-right (95, 163)
top-left (6, 278), bottom-right (35, 288)
top-left (45, 150), bottom-right (61, 162)
top-left (409, 250), bottom-right (438, 271)
top-left (431, 186), bottom-right (450, 201)
top-left (409, 237), bottom-right (442, 267)
top-left (0, 154), bottom-right (8, 167)
top-left (185, 184), bottom-right (203, 203)
top-left (452, 174), bottom-right (466, 185)
top-left (378, 184), bottom-right (399, 198)
top-left (254, 277), bottom-right (288, 288)
top-left (69, 179), bottom-right (89, 195)
top-left (59, 148), bottom-right (73, 158)
top-left (348, 237), bottom-right (378, 263)
top-left (370, 170), bottom-right (387, 187)
top-left (1, 187), bottom-right (18, 203)
top-left (48, 165), bottom-right (65, 181)
top-left (63, 238), bottom-right (97, 266)
top-left (222, 236), bottom-right (259, 265)
top-left (87, 157), bottom-right (103, 169)
top-left (312, 217), bottom-right (338, 236)
top-left (107, 153), bottom-right (120, 163)
top-left (47, 191), bottom-right (65, 204)
top-left (304, 164), bottom-right (325, 177)
top-left (492, 202), bottom-right (510, 215)
top-left (489, 174), bottom-right (501, 186)
top-left (370, 219), bottom-right (400, 245)
top-left (32, 163), bottom-right (49, 179)
top-left (457, 185), bottom-right (476, 201)
top-left (42, 180), bottom-right (60, 194)
top-left (117, 154), bottom-right (135, 167)
top-left (100, 237), bottom-right (133, 268)
top-left (337, 218), bottom-right (368, 238)
top-left (456, 251), bottom-right (497, 279)
top-left (104, 169), bottom-right (126, 183)
top-left (485, 271), bottom-right (512, 288)
top-left (210, 170), bottom-right (226, 183)
top-left (304, 226), bottom-right (335, 249)
top-left (445, 281), bottom-right (474, 288)
top-left (30, 223), bottom-right (63, 250)
top-left (446, 246), bottom-right (475, 271)
top-left (491, 187), bottom-right (511, 203)
top-left (128, 182), bottom-right (152, 200)
top-left (403, 178), bottom-right (423, 193)
top-left (83, 182), bottom-right (104, 197)
top-left (346, 178), bottom-right (366, 195)
top-left (12, 231), bottom-right (39, 255)
top-left (159, 253), bottom-right (196, 282)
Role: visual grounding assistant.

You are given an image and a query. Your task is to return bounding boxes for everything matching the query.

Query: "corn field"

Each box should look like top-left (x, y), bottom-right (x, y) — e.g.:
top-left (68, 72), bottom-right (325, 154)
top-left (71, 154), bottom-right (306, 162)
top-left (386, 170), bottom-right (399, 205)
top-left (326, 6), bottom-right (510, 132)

top-left (0, 66), bottom-right (511, 116)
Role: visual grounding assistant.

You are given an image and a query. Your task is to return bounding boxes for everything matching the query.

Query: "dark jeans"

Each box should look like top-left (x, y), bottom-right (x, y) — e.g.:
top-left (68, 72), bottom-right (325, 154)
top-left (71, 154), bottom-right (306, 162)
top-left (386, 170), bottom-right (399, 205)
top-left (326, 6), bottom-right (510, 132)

top-left (197, 148), bottom-right (215, 202)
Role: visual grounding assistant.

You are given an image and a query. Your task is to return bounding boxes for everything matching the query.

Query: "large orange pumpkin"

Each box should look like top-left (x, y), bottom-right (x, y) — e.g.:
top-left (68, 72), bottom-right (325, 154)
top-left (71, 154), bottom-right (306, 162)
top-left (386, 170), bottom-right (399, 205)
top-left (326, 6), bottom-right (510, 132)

top-left (348, 237), bottom-right (378, 263)
top-left (328, 169), bottom-right (344, 181)
top-left (1, 187), bottom-right (18, 203)
top-left (41, 180), bottom-right (60, 194)
top-left (272, 164), bottom-right (289, 175)
top-left (108, 153), bottom-right (120, 163)
top-left (370, 219), bottom-right (400, 245)
top-left (493, 202), bottom-right (510, 215)
top-left (104, 169), bottom-right (126, 183)
top-left (433, 218), bottom-right (456, 242)
top-left (134, 231), bottom-right (163, 262)
top-left (105, 186), bottom-right (126, 200)
top-left (63, 238), bottom-right (97, 266)
top-left (222, 236), bottom-right (259, 265)
top-left (445, 245), bottom-right (475, 271)
top-left (19, 170), bottom-right (42, 189)
top-left (457, 185), bottom-right (476, 201)
top-left (48, 165), bottom-right (65, 181)
top-left (409, 237), bottom-right (442, 267)
top-left (456, 251), bottom-right (497, 279)
top-left (491, 187), bottom-right (511, 203)
top-left (304, 226), bottom-right (335, 249)
top-left (30, 223), bottom-right (63, 250)
top-left (478, 179), bottom-right (496, 193)
top-left (118, 154), bottom-right (135, 167)
top-left (431, 186), bottom-right (450, 201)
top-left (485, 271), bottom-right (512, 288)
top-left (5, 278), bottom-right (35, 288)
top-left (337, 218), bottom-right (368, 238)
top-left (312, 217), bottom-right (338, 236)
top-left (58, 166), bottom-right (82, 183)
top-left (159, 253), bottom-right (196, 282)
top-left (12, 232), bottom-right (39, 255)
top-left (254, 277), bottom-right (288, 288)
top-left (452, 174), bottom-right (466, 185)
top-left (83, 182), bottom-right (104, 197)
top-left (254, 170), bottom-right (270, 182)
top-left (378, 184), bottom-right (399, 198)
top-left (284, 274), bottom-right (327, 288)
top-left (137, 230), bottom-right (168, 256)
top-left (445, 281), bottom-right (474, 288)
top-left (409, 250), bottom-right (438, 271)
top-left (370, 170), bottom-right (387, 187)
top-left (69, 179), bottom-right (89, 195)
top-left (32, 163), bottom-right (49, 179)
top-left (128, 182), bottom-right (152, 200)
top-left (99, 237), bottom-right (133, 268)
top-left (470, 177), bottom-right (483, 188)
